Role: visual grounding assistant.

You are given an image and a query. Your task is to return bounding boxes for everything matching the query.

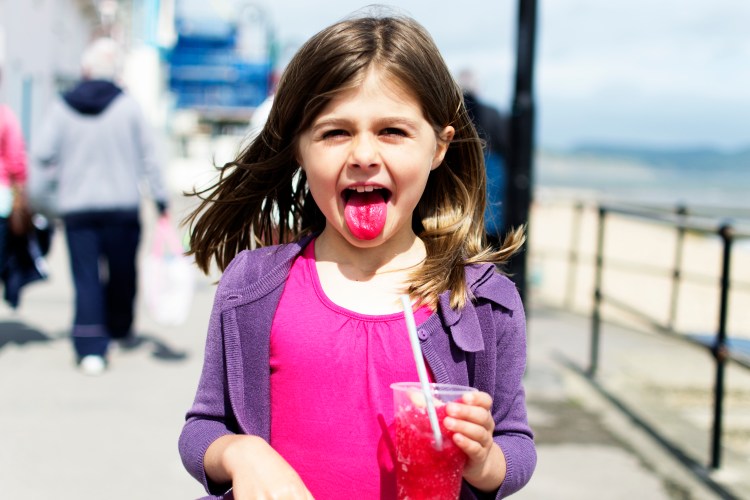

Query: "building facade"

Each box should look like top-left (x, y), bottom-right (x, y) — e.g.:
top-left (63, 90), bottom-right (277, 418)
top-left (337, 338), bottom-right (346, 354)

top-left (0, 0), bottom-right (171, 145)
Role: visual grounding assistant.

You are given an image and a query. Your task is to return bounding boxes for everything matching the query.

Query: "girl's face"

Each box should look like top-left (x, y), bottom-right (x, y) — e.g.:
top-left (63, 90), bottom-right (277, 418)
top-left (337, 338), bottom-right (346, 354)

top-left (297, 67), bottom-right (454, 248)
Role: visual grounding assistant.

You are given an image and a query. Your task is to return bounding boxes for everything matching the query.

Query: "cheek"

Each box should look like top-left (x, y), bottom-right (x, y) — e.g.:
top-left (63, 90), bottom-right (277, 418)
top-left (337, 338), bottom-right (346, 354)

top-left (305, 172), bottom-right (340, 208)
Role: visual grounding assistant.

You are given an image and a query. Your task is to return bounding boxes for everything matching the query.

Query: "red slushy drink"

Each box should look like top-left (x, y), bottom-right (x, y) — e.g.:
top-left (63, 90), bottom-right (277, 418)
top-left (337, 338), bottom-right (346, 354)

top-left (391, 382), bottom-right (476, 500)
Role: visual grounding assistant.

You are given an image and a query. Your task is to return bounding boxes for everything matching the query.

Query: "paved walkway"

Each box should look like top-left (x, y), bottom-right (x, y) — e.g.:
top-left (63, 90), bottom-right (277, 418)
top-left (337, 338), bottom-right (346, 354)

top-left (2, 138), bottom-right (749, 499)
top-left (519, 306), bottom-right (750, 500)
top-left (3, 227), bottom-right (747, 499)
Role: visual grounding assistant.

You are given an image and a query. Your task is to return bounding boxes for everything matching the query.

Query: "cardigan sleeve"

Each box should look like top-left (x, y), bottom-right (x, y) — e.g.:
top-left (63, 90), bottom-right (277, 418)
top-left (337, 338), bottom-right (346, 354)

top-left (492, 292), bottom-right (536, 498)
top-left (178, 268), bottom-right (239, 496)
top-left (178, 293), bottom-right (235, 495)
top-left (461, 274), bottom-right (536, 499)
top-left (178, 246), bottom-right (292, 497)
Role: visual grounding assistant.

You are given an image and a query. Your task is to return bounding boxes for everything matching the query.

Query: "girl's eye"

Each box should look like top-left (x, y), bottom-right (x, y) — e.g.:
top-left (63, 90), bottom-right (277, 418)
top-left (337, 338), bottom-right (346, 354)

top-left (382, 128), bottom-right (406, 137)
top-left (322, 129), bottom-right (347, 139)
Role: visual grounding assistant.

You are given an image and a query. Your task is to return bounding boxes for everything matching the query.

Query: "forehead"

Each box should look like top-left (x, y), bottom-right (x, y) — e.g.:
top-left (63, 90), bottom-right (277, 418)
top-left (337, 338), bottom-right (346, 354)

top-left (323, 66), bottom-right (423, 115)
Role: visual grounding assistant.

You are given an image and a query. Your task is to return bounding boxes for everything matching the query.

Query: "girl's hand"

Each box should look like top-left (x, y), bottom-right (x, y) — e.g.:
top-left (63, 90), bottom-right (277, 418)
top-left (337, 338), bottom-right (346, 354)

top-left (206, 435), bottom-right (315, 500)
top-left (444, 391), bottom-right (507, 492)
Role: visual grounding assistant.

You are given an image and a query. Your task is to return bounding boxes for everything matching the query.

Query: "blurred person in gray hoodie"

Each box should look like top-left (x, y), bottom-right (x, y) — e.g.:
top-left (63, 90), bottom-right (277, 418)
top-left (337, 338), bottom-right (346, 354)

top-left (33, 37), bottom-right (169, 375)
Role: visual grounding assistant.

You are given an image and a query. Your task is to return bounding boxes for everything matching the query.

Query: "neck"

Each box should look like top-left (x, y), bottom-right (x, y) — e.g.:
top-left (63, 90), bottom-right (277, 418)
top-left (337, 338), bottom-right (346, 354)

top-left (312, 229), bottom-right (426, 314)
top-left (315, 229), bottom-right (426, 281)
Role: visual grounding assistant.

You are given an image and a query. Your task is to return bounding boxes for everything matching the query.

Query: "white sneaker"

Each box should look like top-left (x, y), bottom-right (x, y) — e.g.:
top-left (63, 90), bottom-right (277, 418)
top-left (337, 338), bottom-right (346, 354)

top-left (79, 355), bottom-right (107, 376)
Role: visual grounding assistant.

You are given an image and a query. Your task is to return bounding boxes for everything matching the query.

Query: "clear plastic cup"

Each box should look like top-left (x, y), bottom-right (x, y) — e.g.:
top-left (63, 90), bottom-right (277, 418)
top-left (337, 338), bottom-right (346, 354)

top-left (391, 382), bottom-right (477, 500)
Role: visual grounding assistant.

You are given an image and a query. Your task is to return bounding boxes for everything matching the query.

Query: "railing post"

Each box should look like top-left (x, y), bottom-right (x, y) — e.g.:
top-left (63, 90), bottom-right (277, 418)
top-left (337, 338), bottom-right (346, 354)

top-left (667, 204), bottom-right (687, 330)
top-left (589, 206), bottom-right (606, 377)
top-left (710, 224), bottom-right (733, 469)
top-left (565, 201), bottom-right (584, 309)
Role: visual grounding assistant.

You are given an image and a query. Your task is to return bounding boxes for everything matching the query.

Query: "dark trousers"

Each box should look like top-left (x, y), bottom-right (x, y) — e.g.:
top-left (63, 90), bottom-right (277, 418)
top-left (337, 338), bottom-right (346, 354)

top-left (0, 217), bottom-right (8, 272)
top-left (64, 210), bottom-right (141, 359)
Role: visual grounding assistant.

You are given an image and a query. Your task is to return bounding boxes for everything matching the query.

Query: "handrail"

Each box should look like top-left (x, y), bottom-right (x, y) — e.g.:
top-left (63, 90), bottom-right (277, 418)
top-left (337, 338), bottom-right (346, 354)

top-left (599, 203), bottom-right (750, 238)
top-left (589, 202), bottom-right (749, 470)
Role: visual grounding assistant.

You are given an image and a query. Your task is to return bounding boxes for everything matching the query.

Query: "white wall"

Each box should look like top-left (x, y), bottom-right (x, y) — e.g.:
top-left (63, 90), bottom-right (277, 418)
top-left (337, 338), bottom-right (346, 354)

top-left (0, 0), bottom-right (94, 145)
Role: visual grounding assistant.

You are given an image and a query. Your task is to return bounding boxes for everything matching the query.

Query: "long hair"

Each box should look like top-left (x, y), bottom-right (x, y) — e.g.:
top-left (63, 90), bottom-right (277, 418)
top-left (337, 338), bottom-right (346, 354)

top-left (185, 13), bottom-right (524, 310)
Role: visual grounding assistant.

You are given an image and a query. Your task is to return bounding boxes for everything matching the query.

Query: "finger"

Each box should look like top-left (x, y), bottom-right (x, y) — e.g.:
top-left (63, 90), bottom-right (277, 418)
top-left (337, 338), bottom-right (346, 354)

top-left (445, 416), bottom-right (492, 446)
top-left (451, 427), bottom-right (493, 460)
top-left (446, 402), bottom-right (494, 429)
top-left (460, 390), bottom-right (493, 410)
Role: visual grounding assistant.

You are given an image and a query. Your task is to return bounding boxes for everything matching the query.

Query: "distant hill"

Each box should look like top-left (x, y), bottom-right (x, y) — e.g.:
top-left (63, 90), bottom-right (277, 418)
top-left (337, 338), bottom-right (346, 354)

top-left (566, 144), bottom-right (750, 170)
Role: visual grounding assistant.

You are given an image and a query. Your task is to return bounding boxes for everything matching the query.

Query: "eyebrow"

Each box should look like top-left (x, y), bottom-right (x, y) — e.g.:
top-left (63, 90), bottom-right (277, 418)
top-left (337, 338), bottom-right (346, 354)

top-left (310, 116), bottom-right (421, 132)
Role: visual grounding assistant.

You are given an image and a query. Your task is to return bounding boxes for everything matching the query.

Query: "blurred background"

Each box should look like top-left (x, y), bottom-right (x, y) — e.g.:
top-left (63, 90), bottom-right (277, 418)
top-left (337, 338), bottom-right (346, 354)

top-left (1, 1), bottom-right (750, 498)
top-left (3, 0), bottom-right (749, 298)
top-left (3, 1), bottom-right (748, 174)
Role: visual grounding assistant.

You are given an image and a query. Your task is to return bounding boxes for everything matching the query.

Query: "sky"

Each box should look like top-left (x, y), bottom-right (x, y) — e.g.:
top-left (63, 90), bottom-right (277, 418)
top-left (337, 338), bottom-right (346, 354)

top-left (177, 0), bottom-right (750, 151)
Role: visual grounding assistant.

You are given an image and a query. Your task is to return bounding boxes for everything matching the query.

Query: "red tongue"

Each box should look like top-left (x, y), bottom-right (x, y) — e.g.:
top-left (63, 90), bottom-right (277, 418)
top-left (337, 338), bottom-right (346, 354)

top-left (344, 191), bottom-right (387, 240)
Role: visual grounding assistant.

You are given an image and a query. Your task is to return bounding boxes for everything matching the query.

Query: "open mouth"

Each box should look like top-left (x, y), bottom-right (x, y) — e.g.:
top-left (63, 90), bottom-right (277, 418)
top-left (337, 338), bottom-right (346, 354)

top-left (341, 185), bottom-right (392, 203)
top-left (342, 186), bottom-right (391, 240)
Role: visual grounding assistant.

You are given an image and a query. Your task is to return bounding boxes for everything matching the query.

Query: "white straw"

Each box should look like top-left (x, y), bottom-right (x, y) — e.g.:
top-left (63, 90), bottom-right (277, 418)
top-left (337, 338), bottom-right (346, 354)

top-left (400, 295), bottom-right (443, 450)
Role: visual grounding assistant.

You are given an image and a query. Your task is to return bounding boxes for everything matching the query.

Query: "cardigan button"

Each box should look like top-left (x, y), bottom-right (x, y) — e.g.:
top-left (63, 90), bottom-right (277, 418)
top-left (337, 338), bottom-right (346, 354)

top-left (417, 328), bottom-right (429, 340)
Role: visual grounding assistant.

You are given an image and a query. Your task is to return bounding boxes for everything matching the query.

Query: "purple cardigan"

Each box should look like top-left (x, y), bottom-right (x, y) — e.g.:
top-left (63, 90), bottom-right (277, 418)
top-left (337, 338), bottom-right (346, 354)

top-left (179, 238), bottom-right (536, 499)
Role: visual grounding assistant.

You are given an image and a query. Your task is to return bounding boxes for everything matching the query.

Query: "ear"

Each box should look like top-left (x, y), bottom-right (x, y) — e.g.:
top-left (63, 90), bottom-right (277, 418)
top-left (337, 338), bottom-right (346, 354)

top-left (431, 126), bottom-right (455, 170)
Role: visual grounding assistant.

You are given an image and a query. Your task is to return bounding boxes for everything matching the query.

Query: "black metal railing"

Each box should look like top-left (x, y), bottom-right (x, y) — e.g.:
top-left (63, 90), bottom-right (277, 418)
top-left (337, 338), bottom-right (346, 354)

top-left (588, 203), bottom-right (750, 469)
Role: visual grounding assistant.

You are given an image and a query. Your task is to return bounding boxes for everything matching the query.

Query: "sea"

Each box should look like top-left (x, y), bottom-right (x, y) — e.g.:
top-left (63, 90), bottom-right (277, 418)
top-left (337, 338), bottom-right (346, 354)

top-left (534, 149), bottom-right (750, 223)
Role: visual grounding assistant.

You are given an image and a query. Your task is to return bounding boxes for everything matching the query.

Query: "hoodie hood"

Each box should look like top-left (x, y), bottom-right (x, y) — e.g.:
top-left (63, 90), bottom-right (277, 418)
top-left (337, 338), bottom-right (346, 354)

top-left (63, 80), bottom-right (122, 115)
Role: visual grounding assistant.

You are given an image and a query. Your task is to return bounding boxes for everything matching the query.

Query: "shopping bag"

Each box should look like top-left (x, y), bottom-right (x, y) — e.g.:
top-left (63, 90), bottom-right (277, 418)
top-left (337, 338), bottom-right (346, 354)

top-left (9, 190), bottom-right (33, 236)
top-left (143, 216), bottom-right (195, 326)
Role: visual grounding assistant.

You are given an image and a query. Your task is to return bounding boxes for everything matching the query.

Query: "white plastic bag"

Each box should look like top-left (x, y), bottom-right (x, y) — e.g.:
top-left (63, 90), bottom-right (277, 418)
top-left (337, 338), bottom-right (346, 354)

top-left (143, 216), bottom-right (195, 326)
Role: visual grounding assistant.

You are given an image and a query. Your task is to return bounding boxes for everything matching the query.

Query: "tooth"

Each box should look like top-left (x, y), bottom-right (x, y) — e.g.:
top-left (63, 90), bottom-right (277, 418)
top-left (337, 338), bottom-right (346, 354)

top-left (356, 186), bottom-right (365, 192)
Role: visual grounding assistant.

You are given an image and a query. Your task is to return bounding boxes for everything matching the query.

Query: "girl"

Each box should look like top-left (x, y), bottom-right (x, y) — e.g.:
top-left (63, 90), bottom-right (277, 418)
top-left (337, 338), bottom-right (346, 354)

top-left (179, 13), bottom-right (536, 500)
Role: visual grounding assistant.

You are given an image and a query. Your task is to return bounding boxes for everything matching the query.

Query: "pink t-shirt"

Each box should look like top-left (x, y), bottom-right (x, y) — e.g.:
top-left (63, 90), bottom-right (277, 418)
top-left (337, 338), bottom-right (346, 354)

top-left (270, 240), bottom-right (433, 499)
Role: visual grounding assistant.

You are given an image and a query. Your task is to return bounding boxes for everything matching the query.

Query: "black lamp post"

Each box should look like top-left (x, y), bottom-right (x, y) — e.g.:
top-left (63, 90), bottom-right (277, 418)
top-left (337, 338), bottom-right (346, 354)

top-left (506, 0), bottom-right (538, 304)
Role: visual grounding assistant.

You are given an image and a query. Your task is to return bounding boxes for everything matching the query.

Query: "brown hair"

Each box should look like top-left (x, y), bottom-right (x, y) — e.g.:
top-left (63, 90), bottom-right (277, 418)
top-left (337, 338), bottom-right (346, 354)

top-left (185, 13), bottom-right (524, 309)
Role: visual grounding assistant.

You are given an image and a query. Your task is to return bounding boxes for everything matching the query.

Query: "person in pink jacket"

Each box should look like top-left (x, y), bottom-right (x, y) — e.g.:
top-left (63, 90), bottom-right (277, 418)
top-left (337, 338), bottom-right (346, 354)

top-left (0, 69), bottom-right (29, 275)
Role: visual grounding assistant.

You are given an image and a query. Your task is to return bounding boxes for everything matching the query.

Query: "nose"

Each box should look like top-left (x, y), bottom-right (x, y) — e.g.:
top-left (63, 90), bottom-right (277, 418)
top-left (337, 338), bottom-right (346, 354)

top-left (348, 134), bottom-right (379, 168)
